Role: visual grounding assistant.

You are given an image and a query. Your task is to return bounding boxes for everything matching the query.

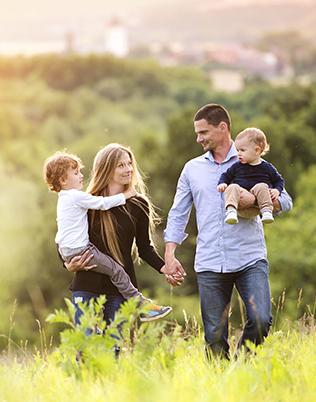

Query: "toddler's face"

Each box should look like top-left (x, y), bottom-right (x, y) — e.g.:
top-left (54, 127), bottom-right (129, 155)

top-left (61, 166), bottom-right (84, 190)
top-left (235, 138), bottom-right (261, 164)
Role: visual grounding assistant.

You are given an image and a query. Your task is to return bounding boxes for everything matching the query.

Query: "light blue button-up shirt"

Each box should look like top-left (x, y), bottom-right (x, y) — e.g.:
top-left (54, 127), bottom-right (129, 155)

top-left (164, 143), bottom-right (293, 273)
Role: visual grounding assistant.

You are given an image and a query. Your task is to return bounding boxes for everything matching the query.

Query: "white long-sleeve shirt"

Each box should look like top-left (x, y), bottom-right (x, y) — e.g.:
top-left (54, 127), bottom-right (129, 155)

top-left (55, 189), bottom-right (126, 248)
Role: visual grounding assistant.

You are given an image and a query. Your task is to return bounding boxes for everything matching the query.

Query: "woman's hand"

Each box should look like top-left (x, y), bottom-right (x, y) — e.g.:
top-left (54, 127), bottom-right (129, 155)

top-left (65, 250), bottom-right (96, 272)
top-left (161, 265), bottom-right (185, 287)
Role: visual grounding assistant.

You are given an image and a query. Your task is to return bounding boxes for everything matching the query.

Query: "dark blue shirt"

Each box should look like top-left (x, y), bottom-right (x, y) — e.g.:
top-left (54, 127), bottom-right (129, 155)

top-left (218, 160), bottom-right (284, 193)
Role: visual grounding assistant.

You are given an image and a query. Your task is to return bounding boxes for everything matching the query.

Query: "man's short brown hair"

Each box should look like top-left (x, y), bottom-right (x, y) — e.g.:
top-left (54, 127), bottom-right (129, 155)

top-left (194, 103), bottom-right (231, 131)
top-left (43, 151), bottom-right (83, 192)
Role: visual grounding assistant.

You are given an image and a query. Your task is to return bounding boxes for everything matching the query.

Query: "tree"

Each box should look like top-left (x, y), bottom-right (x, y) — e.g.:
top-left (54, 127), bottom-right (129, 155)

top-left (266, 165), bottom-right (316, 317)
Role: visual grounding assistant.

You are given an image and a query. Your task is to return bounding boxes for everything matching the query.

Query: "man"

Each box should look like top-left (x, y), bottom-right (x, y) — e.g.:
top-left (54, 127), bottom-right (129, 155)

top-left (163, 104), bottom-right (292, 358)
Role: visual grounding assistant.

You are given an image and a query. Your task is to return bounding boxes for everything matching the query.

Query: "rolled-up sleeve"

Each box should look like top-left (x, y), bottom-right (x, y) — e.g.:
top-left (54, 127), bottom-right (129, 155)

top-left (164, 165), bottom-right (193, 244)
top-left (278, 189), bottom-right (293, 213)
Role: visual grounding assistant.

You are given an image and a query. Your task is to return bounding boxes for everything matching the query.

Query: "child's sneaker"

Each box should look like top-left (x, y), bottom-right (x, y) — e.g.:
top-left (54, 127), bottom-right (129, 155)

top-left (225, 209), bottom-right (238, 224)
top-left (139, 301), bottom-right (172, 322)
top-left (261, 211), bottom-right (274, 224)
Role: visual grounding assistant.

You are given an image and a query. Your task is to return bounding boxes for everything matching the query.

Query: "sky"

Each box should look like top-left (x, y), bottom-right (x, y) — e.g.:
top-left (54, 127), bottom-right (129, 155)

top-left (0, 0), bottom-right (311, 21)
top-left (0, 0), bottom-right (314, 51)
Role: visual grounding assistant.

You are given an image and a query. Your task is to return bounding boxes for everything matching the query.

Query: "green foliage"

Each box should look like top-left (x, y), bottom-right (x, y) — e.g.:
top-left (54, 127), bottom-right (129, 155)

top-left (46, 296), bottom-right (192, 377)
top-left (0, 54), bottom-right (316, 344)
top-left (0, 315), bottom-right (316, 401)
top-left (266, 166), bottom-right (316, 316)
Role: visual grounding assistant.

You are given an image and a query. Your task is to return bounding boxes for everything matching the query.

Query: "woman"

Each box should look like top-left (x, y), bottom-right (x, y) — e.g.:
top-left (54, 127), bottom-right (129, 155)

top-left (66, 143), bottom-right (176, 324)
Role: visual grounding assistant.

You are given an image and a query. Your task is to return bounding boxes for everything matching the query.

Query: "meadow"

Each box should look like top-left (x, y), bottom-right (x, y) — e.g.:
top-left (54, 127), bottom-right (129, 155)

top-left (0, 54), bottom-right (316, 401)
top-left (0, 298), bottom-right (316, 402)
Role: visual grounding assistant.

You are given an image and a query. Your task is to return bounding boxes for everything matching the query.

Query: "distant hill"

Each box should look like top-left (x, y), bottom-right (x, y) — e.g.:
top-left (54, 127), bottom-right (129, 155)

top-left (0, 0), bottom-right (315, 46)
top-left (132, 1), bottom-right (316, 45)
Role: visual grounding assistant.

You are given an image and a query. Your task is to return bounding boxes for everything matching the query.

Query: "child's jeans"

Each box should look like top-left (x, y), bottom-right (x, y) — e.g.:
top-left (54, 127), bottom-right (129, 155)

top-left (60, 242), bottom-right (143, 300)
top-left (224, 183), bottom-right (273, 218)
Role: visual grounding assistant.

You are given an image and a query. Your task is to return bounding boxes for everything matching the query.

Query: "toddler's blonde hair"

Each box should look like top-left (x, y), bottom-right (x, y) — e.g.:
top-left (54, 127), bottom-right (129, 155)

top-left (236, 127), bottom-right (270, 156)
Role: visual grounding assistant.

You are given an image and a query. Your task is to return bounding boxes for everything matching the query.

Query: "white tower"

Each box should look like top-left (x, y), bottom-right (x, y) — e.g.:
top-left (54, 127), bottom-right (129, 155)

top-left (104, 18), bottom-right (129, 58)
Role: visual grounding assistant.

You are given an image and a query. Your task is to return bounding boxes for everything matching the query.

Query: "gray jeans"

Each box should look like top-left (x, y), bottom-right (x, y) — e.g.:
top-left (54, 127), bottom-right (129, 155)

top-left (60, 242), bottom-right (143, 300)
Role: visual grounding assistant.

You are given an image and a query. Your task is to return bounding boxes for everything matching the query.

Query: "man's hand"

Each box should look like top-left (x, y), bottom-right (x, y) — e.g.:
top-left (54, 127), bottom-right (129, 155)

top-left (65, 250), bottom-right (96, 272)
top-left (164, 255), bottom-right (186, 277)
top-left (217, 183), bottom-right (227, 192)
top-left (269, 188), bottom-right (280, 202)
top-left (238, 188), bottom-right (256, 210)
top-left (161, 265), bottom-right (185, 287)
top-left (164, 242), bottom-right (186, 287)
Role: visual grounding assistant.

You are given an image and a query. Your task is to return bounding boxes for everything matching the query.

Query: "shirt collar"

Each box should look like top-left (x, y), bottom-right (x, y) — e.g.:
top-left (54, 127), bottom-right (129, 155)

top-left (204, 142), bottom-right (237, 164)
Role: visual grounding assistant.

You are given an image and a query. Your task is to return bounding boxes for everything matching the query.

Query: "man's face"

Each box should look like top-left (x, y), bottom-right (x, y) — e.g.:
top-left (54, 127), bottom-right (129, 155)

top-left (194, 119), bottom-right (225, 152)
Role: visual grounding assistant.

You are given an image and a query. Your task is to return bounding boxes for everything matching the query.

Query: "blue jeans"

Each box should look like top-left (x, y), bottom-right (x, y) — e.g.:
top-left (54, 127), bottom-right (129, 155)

top-left (72, 291), bottom-right (125, 326)
top-left (197, 259), bottom-right (272, 358)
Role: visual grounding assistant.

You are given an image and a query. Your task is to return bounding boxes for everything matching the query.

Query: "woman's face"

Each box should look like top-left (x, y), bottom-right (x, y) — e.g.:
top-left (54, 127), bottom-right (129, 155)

top-left (110, 151), bottom-right (134, 187)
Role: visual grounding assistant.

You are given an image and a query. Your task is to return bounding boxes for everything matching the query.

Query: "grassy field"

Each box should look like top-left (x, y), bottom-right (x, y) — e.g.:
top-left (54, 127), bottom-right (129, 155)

top-left (0, 299), bottom-right (315, 402)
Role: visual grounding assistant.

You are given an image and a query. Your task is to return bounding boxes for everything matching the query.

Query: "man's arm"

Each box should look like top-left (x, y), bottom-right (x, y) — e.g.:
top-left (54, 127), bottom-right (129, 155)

top-left (163, 242), bottom-right (185, 286)
top-left (274, 189), bottom-right (293, 213)
top-left (238, 187), bottom-right (293, 214)
top-left (163, 165), bottom-right (193, 279)
top-left (268, 163), bottom-right (285, 195)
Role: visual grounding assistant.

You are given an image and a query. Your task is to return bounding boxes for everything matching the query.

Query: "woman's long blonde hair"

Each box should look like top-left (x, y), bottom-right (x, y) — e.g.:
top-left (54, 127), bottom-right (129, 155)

top-left (87, 143), bottom-right (160, 265)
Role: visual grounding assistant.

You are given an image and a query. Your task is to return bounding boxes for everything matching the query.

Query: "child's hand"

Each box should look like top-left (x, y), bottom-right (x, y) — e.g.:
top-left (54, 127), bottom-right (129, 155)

top-left (124, 187), bottom-right (137, 199)
top-left (269, 188), bottom-right (280, 201)
top-left (217, 183), bottom-right (228, 192)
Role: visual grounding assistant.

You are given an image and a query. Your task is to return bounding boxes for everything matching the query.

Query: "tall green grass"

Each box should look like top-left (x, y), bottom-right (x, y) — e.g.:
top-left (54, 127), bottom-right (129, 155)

top-left (0, 298), bottom-right (315, 402)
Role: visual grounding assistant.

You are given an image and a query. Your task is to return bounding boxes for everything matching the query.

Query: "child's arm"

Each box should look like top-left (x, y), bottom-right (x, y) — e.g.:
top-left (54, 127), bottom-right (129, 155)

top-left (72, 189), bottom-right (135, 211)
top-left (268, 163), bottom-right (285, 200)
top-left (217, 163), bottom-right (237, 192)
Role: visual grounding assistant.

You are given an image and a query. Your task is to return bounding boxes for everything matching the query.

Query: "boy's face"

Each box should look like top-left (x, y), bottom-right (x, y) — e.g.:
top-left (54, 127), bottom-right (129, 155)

top-left (60, 166), bottom-right (83, 190)
top-left (235, 138), bottom-right (261, 164)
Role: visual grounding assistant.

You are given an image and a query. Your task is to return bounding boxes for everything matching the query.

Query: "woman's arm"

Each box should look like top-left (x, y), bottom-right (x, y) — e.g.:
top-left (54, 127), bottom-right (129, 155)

top-left (134, 198), bottom-right (165, 273)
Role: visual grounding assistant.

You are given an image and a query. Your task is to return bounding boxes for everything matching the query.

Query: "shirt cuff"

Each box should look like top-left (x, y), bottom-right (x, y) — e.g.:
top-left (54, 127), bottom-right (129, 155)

top-left (163, 229), bottom-right (188, 245)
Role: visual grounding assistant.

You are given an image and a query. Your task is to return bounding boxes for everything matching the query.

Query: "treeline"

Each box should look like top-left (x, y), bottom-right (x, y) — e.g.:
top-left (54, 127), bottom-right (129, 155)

top-left (0, 54), bottom-right (207, 95)
top-left (0, 54), bottom-right (315, 345)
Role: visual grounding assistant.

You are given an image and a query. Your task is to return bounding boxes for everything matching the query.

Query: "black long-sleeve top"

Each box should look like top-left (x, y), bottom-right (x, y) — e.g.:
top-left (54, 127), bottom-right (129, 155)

top-left (218, 160), bottom-right (284, 193)
top-left (70, 196), bottom-right (164, 295)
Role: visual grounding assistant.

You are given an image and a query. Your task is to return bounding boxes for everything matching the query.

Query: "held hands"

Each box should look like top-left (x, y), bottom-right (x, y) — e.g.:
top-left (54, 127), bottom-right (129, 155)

top-left (161, 257), bottom-right (186, 287)
top-left (217, 183), bottom-right (227, 192)
top-left (161, 265), bottom-right (185, 286)
top-left (65, 250), bottom-right (97, 272)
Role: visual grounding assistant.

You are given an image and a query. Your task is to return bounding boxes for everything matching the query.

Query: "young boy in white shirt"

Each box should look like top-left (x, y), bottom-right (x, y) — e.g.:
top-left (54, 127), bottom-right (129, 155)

top-left (43, 151), bottom-right (172, 322)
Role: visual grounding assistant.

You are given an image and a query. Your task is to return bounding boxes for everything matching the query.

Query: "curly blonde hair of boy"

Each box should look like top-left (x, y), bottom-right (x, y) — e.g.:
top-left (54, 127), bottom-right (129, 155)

top-left (43, 151), bottom-right (84, 192)
top-left (235, 127), bottom-right (270, 156)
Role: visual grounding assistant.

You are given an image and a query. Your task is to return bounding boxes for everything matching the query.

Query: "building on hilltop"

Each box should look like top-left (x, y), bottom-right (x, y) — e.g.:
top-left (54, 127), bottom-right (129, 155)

top-left (103, 17), bottom-right (129, 58)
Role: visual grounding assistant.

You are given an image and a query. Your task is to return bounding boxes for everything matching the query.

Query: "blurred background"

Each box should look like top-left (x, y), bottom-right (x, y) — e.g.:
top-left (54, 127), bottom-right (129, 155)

top-left (0, 0), bottom-right (316, 347)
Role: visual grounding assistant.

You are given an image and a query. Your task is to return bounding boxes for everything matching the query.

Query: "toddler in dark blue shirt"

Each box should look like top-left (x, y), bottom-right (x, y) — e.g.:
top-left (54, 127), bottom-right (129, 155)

top-left (217, 127), bottom-right (284, 224)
